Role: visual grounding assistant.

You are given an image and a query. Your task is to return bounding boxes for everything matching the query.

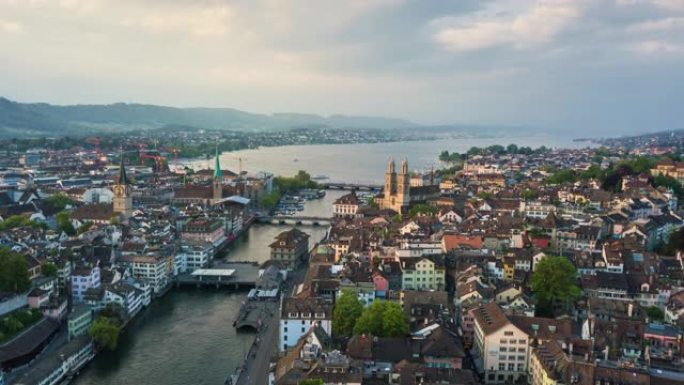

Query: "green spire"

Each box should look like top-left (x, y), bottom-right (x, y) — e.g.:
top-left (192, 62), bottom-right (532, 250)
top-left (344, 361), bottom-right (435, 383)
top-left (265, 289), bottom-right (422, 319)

top-left (118, 150), bottom-right (129, 185)
top-left (213, 146), bottom-right (222, 179)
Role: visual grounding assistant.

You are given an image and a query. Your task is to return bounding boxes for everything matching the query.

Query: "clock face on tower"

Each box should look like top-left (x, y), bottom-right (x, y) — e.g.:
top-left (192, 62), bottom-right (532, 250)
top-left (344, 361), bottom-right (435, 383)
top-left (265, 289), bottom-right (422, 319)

top-left (113, 185), bottom-right (124, 197)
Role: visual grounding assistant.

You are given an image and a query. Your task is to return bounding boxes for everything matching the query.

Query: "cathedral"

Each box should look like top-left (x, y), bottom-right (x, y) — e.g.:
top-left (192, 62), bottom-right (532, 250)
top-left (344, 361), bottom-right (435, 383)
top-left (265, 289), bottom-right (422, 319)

top-left (375, 158), bottom-right (440, 214)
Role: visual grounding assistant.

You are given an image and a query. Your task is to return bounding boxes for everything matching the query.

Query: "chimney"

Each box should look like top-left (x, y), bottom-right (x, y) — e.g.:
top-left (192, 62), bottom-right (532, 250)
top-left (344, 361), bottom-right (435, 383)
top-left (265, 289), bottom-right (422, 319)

top-left (627, 302), bottom-right (633, 318)
top-left (569, 342), bottom-right (574, 356)
top-left (603, 346), bottom-right (609, 361)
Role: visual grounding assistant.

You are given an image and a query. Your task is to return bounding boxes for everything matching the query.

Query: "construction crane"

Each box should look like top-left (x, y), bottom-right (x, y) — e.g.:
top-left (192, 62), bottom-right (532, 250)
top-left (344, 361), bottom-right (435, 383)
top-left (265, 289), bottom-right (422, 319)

top-left (229, 155), bottom-right (246, 180)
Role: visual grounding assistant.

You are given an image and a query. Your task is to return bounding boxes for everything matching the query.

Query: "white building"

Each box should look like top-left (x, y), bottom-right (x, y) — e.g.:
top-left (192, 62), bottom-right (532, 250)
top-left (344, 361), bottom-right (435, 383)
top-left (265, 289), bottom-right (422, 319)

top-left (104, 283), bottom-right (143, 318)
top-left (279, 298), bottom-right (332, 352)
top-left (71, 265), bottom-right (101, 303)
top-left (118, 254), bottom-right (171, 294)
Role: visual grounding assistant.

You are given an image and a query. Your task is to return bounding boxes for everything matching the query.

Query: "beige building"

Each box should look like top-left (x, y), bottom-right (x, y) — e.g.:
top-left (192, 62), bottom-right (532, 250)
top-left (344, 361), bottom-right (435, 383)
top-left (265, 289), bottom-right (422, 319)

top-left (472, 303), bottom-right (530, 384)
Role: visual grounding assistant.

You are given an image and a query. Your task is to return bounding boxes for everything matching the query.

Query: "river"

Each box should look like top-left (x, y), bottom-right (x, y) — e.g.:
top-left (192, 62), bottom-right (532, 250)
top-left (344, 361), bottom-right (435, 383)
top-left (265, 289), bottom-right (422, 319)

top-left (189, 134), bottom-right (592, 184)
top-left (72, 191), bottom-right (343, 385)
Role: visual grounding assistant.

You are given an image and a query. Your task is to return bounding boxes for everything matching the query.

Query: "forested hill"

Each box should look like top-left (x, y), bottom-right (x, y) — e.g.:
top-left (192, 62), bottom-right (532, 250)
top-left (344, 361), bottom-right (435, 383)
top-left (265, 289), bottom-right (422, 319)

top-left (0, 97), bottom-right (416, 137)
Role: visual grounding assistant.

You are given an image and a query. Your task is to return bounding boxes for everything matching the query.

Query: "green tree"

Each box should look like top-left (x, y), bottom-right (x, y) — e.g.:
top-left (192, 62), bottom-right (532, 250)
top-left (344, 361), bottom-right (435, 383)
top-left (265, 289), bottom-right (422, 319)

top-left (646, 306), bottom-right (664, 322)
top-left (506, 144), bottom-right (519, 154)
top-left (56, 211), bottom-right (76, 236)
top-left (546, 169), bottom-right (577, 184)
top-left (408, 203), bottom-right (437, 218)
top-left (0, 248), bottom-right (30, 293)
top-left (41, 262), bottom-right (58, 277)
top-left (521, 189), bottom-right (537, 202)
top-left (259, 191), bottom-right (281, 209)
top-left (89, 317), bottom-right (121, 351)
top-left (531, 256), bottom-right (581, 317)
top-left (299, 379), bottom-right (324, 385)
top-left (353, 301), bottom-right (408, 337)
top-left (658, 227), bottom-right (684, 255)
top-left (45, 193), bottom-right (76, 211)
top-left (381, 302), bottom-right (409, 337)
top-left (332, 290), bottom-right (364, 337)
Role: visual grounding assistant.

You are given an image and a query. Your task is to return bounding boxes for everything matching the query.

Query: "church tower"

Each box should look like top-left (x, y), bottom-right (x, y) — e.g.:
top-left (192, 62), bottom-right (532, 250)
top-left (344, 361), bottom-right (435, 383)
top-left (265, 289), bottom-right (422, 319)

top-left (212, 147), bottom-right (223, 204)
top-left (396, 158), bottom-right (410, 210)
top-left (112, 152), bottom-right (133, 218)
top-left (384, 157), bottom-right (397, 198)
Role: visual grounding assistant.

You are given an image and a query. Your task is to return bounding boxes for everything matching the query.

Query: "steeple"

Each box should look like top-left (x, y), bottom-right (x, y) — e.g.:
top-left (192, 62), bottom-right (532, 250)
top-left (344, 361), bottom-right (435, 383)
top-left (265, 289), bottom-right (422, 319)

top-left (400, 158), bottom-right (408, 175)
top-left (213, 146), bottom-right (222, 179)
top-left (387, 157), bottom-right (395, 174)
top-left (117, 150), bottom-right (128, 185)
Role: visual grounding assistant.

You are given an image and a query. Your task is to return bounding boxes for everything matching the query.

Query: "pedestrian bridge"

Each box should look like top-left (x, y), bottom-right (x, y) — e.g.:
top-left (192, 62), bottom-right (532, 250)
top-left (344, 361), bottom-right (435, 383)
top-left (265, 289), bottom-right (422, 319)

top-left (255, 215), bottom-right (332, 226)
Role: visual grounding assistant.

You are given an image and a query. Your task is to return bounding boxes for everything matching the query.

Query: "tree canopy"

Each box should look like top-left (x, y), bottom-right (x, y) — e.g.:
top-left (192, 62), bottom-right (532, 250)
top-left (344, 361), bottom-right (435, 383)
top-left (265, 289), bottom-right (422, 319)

top-left (0, 248), bottom-right (30, 293)
top-left (89, 316), bottom-right (122, 351)
top-left (332, 290), bottom-right (364, 337)
top-left (353, 301), bottom-right (408, 337)
top-left (531, 256), bottom-right (581, 317)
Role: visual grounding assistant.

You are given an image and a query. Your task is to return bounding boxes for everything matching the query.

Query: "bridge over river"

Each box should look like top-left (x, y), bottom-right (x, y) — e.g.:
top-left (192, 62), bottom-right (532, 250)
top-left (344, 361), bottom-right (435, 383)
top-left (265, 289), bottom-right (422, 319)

top-left (255, 215), bottom-right (332, 226)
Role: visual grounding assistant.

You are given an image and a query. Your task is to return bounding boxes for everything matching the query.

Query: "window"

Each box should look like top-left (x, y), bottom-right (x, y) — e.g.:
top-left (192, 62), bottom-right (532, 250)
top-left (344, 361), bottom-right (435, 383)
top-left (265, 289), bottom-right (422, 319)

top-left (518, 364), bottom-right (525, 371)
top-left (508, 363), bottom-right (515, 371)
top-left (504, 331), bottom-right (514, 336)
top-left (499, 347), bottom-right (507, 352)
top-left (518, 339), bottom-right (526, 344)
top-left (499, 355), bottom-right (506, 361)
top-left (500, 339), bottom-right (507, 344)
top-left (499, 363), bottom-right (505, 371)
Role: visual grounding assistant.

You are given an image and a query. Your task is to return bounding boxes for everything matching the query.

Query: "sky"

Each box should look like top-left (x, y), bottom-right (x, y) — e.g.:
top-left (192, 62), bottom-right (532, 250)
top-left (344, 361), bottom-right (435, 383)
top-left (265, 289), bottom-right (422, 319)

top-left (1, 0), bottom-right (683, 134)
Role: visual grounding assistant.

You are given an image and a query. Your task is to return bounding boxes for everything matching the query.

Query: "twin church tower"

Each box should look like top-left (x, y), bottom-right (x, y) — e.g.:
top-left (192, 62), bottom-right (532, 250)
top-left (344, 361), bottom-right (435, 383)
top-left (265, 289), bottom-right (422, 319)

top-left (376, 158), bottom-right (411, 213)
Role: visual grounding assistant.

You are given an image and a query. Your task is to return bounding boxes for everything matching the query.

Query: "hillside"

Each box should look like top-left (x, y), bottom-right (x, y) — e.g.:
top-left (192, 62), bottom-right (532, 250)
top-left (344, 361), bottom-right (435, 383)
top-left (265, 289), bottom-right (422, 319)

top-left (0, 97), bottom-right (416, 137)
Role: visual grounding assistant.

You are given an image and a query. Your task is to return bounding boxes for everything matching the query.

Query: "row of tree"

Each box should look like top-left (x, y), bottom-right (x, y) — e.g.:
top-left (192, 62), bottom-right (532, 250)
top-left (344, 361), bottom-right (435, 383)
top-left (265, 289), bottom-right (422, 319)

top-left (439, 144), bottom-right (551, 163)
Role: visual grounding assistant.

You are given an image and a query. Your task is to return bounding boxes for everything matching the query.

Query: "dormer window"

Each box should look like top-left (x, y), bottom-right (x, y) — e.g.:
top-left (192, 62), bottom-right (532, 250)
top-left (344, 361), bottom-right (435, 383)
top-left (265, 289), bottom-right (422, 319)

top-left (288, 312), bottom-right (298, 318)
top-left (315, 312), bottom-right (325, 319)
top-left (301, 312), bottom-right (311, 319)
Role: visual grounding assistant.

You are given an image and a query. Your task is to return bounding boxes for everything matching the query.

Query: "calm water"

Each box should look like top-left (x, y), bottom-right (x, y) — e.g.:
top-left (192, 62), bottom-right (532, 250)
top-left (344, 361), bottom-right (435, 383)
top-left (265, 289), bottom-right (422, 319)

top-left (191, 135), bottom-right (591, 184)
top-left (73, 192), bottom-right (340, 385)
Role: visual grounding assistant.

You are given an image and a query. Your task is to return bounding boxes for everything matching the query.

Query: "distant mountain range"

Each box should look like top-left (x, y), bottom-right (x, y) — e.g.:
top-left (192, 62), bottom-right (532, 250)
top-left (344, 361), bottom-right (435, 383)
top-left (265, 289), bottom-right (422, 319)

top-left (0, 97), bottom-right (417, 137)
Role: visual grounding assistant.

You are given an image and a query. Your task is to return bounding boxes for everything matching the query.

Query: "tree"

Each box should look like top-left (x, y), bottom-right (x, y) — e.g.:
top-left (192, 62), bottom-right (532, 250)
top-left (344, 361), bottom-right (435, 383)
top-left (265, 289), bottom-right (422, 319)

top-left (381, 302), bottom-right (409, 337)
top-left (646, 306), bottom-right (664, 322)
top-left (89, 316), bottom-right (121, 351)
top-left (77, 221), bottom-right (93, 234)
top-left (299, 379), bottom-right (324, 385)
top-left (354, 300), bottom-right (386, 336)
top-left (45, 193), bottom-right (75, 211)
top-left (56, 211), bottom-right (76, 236)
top-left (531, 256), bottom-right (581, 317)
top-left (41, 262), bottom-right (58, 277)
top-left (658, 227), bottom-right (684, 255)
top-left (353, 301), bottom-right (408, 337)
top-left (332, 290), bottom-right (363, 337)
top-left (521, 189), bottom-right (537, 202)
top-left (506, 144), bottom-right (519, 154)
top-left (0, 248), bottom-right (30, 293)
top-left (408, 203), bottom-right (437, 218)
top-left (546, 169), bottom-right (577, 184)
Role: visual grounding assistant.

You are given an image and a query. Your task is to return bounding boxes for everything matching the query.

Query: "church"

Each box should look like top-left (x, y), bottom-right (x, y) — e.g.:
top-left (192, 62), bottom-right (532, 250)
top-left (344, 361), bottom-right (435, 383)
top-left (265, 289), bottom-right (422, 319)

top-left (374, 158), bottom-right (440, 214)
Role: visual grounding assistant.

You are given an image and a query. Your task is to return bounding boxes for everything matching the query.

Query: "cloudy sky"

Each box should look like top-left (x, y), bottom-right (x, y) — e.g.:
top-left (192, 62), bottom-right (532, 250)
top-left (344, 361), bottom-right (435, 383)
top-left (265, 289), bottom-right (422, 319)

top-left (1, 0), bottom-right (683, 133)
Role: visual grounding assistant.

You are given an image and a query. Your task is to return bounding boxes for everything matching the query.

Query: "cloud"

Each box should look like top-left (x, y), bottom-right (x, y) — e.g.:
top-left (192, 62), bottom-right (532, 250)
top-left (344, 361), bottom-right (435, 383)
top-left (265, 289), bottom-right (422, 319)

top-left (630, 39), bottom-right (684, 54)
top-left (0, 19), bottom-right (22, 34)
top-left (434, 1), bottom-right (581, 52)
top-left (630, 16), bottom-right (684, 31)
top-left (0, 0), bottom-right (683, 131)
